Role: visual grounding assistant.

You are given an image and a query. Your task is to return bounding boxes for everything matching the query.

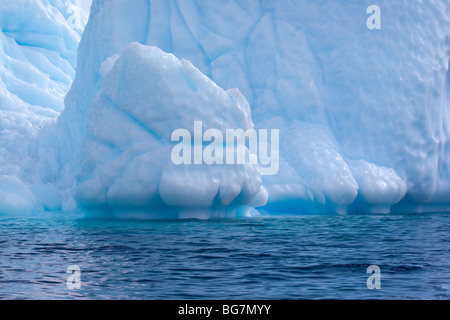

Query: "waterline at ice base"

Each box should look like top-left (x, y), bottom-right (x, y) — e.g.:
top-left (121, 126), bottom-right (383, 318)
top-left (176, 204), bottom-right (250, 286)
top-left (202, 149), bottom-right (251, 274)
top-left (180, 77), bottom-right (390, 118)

top-left (0, 0), bottom-right (449, 219)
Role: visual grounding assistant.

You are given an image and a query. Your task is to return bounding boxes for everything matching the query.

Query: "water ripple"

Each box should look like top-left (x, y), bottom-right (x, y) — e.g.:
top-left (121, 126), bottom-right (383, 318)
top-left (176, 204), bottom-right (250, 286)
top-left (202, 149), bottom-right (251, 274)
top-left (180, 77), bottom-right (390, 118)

top-left (0, 212), bottom-right (448, 299)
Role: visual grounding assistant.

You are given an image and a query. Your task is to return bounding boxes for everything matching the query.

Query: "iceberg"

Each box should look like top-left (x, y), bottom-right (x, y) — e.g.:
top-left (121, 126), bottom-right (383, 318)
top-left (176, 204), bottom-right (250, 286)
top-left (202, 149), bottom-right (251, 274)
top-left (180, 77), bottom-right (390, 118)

top-left (0, 0), bottom-right (449, 217)
top-left (74, 43), bottom-right (266, 219)
top-left (0, 0), bottom-right (86, 214)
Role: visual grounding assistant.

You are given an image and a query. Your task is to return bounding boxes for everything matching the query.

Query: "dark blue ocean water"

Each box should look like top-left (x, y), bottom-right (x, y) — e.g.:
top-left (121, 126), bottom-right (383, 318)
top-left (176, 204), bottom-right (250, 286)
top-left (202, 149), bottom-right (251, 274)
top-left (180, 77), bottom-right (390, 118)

top-left (0, 212), bottom-right (448, 300)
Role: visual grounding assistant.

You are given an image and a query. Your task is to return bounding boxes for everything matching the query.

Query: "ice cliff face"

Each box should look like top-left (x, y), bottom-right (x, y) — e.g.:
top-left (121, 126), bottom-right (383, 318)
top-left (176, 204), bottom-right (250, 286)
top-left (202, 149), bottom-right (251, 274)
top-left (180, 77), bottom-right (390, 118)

top-left (1, 0), bottom-right (450, 216)
top-left (58, 0), bottom-right (449, 215)
top-left (0, 0), bottom-right (86, 214)
top-left (74, 43), bottom-right (266, 218)
top-left (0, 0), bottom-right (86, 115)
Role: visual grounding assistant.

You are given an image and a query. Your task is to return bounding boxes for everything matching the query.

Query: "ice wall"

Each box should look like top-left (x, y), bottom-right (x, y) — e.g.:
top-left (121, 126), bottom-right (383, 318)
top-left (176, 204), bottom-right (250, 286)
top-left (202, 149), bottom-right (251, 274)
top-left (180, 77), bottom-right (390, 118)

top-left (0, 0), bottom-right (86, 214)
top-left (74, 43), bottom-right (266, 218)
top-left (56, 0), bottom-right (450, 215)
top-left (1, 0), bottom-right (449, 216)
